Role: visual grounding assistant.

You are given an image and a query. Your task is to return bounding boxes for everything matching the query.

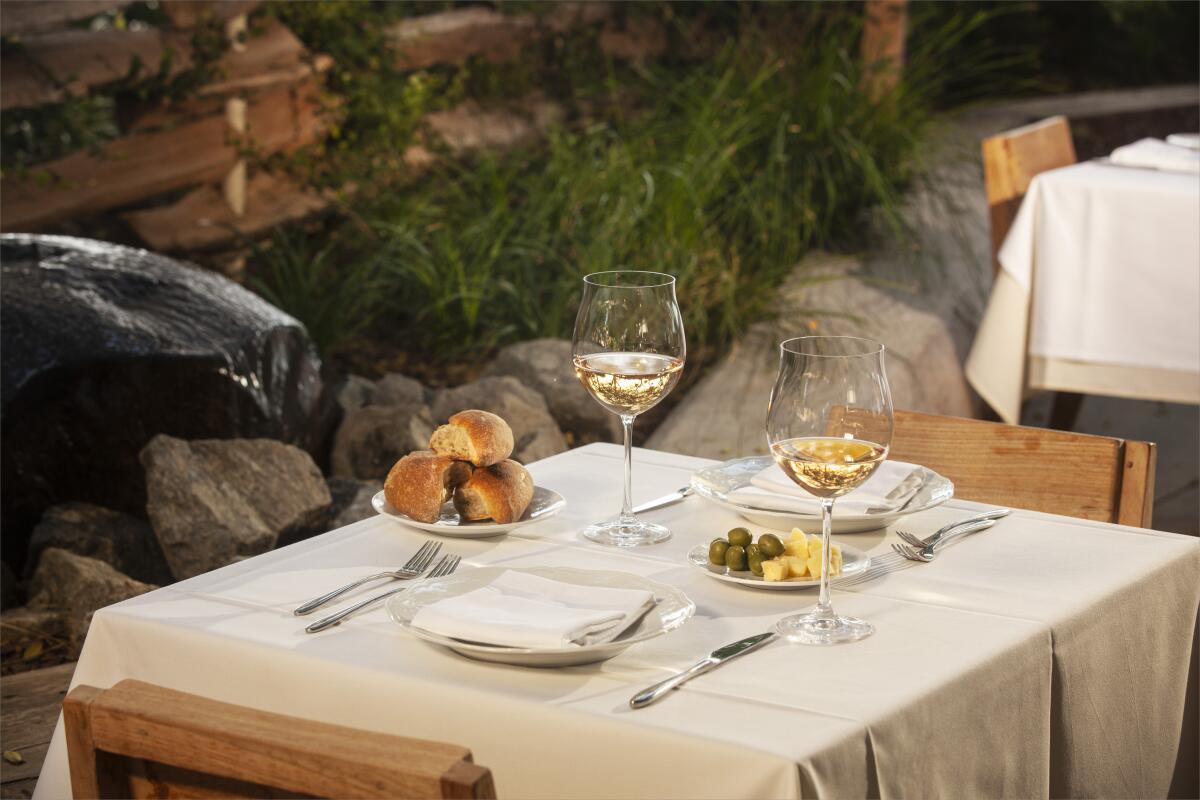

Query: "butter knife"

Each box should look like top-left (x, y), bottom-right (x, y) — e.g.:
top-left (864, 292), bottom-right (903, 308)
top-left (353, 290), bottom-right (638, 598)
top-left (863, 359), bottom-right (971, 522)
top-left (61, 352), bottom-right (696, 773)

top-left (629, 631), bottom-right (776, 709)
top-left (632, 486), bottom-right (694, 514)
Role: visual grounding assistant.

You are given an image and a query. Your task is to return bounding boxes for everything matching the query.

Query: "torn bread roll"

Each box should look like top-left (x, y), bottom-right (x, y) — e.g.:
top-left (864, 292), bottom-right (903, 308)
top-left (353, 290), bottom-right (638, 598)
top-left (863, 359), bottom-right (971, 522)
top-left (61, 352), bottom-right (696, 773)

top-left (429, 409), bottom-right (514, 467)
top-left (453, 459), bottom-right (534, 524)
top-left (384, 450), bottom-right (473, 523)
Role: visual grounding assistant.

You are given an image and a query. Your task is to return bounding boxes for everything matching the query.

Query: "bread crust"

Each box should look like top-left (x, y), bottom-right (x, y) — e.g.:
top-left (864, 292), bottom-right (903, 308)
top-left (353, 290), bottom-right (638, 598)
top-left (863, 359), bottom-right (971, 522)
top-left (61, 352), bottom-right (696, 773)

top-left (452, 459), bottom-right (534, 524)
top-left (430, 409), bottom-right (513, 467)
top-left (384, 450), bottom-right (472, 523)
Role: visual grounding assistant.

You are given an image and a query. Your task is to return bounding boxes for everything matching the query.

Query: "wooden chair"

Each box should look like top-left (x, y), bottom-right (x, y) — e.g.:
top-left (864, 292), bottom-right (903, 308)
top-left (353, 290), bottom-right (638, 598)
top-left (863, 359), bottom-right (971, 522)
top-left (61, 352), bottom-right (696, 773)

top-left (891, 410), bottom-right (1156, 527)
top-left (63, 680), bottom-right (496, 800)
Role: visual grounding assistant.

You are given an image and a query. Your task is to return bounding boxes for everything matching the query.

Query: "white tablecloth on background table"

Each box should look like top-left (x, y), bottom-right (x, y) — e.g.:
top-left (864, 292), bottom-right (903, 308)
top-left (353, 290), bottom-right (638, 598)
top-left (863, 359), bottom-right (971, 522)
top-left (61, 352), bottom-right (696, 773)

top-left (34, 444), bottom-right (1199, 799)
top-left (966, 160), bottom-right (1200, 423)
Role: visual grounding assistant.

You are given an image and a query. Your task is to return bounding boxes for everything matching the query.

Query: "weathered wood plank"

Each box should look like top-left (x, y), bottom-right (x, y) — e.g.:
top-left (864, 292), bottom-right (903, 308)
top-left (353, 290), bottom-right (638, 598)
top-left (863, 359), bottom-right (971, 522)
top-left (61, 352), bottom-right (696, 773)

top-left (0, 81), bottom-right (326, 231)
top-left (123, 171), bottom-right (329, 252)
top-left (0, 1), bottom-right (127, 37)
top-left (0, 776), bottom-right (38, 799)
top-left (0, 742), bottom-right (49, 784)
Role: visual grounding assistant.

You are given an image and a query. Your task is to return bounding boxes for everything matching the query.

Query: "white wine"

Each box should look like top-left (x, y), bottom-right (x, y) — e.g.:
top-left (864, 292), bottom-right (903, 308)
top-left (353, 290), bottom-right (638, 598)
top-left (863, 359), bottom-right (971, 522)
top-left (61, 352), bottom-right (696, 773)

top-left (573, 352), bottom-right (684, 416)
top-left (771, 437), bottom-right (886, 498)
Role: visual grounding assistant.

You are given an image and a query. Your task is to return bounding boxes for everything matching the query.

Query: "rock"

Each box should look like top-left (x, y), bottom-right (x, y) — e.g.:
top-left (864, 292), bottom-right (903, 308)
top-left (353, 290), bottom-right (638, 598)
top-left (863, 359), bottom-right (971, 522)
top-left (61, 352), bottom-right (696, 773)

top-left (333, 375), bottom-right (378, 415)
top-left (28, 548), bottom-right (156, 619)
top-left (374, 373), bottom-right (428, 407)
top-left (326, 477), bottom-right (382, 529)
top-left (647, 254), bottom-right (974, 459)
top-left (141, 435), bottom-right (331, 579)
top-left (330, 403), bottom-right (436, 480)
top-left (483, 338), bottom-right (620, 446)
top-left (431, 376), bottom-right (567, 464)
top-left (26, 503), bottom-right (172, 586)
top-left (1, 561), bottom-right (18, 610)
top-left (1, 606), bottom-right (77, 665)
top-left (0, 235), bottom-right (325, 568)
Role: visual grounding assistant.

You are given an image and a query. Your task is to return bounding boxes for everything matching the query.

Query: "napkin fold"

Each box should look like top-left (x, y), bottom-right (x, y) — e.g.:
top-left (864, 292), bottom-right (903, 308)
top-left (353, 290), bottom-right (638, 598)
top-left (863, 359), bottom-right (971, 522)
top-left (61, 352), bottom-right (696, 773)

top-left (409, 571), bottom-right (655, 649)
top-left (1110, 138), bottom-right (1200, 173)
top-left (727, 459), bottom-right (923, 516)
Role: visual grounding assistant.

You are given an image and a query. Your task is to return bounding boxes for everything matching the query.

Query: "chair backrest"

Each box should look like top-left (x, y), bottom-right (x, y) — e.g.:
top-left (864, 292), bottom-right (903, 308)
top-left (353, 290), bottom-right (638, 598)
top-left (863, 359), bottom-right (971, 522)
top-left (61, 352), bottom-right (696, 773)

top-left (981, 115), bottom-right (1077, 273)
top-left (891, 410), bottom-right (1156, 527)
top-left (62, 680), bottom-right (496, 800)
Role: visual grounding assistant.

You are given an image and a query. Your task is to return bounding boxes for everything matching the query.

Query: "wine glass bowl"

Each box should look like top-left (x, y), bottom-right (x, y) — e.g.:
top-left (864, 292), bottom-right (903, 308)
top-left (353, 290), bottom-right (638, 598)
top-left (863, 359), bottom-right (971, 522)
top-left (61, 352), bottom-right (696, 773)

top-left (766, 335), bottom-right (893, 644)
top-left (572, 271), bottom-right (685, 547)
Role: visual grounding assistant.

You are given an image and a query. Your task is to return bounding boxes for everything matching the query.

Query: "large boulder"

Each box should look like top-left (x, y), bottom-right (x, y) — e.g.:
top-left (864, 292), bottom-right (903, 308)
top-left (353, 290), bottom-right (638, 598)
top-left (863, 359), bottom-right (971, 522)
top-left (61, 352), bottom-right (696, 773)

top-left (647, 254), bottom-right (974, 459)
top-left (26, 502), bottom-right (172, 586)
top-left (141, 435), bottom-right (331, 579)
top-left (28, 547), bottom-right (156, 620)
top-left (326, 477), bottom-right (383, 529)
top-left (431, 376), bottom-right (567, 464)
top-left (374, 373), bottom-right (428, 407)
top-left (0, 606), bottom-right (77, 665)
top-left (0, 235), bottom-right (324, 568)
top-left (330, 402), bottom-right (436, 480)
top-left (483, 338), bottom-right (621, 445)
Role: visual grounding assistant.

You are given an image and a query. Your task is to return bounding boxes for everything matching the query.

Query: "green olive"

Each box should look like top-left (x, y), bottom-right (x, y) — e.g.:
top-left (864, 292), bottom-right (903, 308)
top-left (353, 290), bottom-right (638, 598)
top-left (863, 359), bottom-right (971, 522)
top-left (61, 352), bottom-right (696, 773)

top-left (725, 544), bottom-right (748, 571)
top-left (727, 527), bottom-right (752, 547)
top-left (758, 533), bottom-right (784, 558)
top-left (708, 539), bottom-right (730, 566)
top-left (745, 543), bottom-right (761, 561)
top-left (748, 551), bottom-right (765, 576)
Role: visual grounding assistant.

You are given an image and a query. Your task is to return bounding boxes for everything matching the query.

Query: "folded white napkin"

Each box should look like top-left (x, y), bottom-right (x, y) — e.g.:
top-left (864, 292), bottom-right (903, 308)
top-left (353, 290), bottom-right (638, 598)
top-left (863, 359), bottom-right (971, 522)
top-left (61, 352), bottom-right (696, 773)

top-left (727, 459), bottom-right (923, 516)
top-left (1110, 138), bottom-right (1200, 173)
top-left (1166, 133), bottom-right (1200, 151)
top-left (409, 571), bottom-right (655, 649)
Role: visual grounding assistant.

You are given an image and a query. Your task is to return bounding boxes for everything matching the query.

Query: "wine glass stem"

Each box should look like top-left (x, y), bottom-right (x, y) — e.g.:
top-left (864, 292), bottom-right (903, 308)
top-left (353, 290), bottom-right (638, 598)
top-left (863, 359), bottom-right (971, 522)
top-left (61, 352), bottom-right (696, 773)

top-left (620, 414), bottom-right (636, 525)
top-left (816, 498), bottom-right (835, 616)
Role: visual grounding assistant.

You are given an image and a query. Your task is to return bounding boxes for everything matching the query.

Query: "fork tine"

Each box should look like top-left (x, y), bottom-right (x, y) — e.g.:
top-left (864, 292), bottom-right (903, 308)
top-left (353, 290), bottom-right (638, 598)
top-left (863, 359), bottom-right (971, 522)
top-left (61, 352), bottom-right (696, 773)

top-left (403, 541), bottom-right (437, 571)
top-left (895, 530), bottom-right (925, 548)
top-left (412, 541), bottom-right (443, 573)
top-left (433, 555), bottom-right (461, 578)
top-left (891, 542), bottom-right (921, 561)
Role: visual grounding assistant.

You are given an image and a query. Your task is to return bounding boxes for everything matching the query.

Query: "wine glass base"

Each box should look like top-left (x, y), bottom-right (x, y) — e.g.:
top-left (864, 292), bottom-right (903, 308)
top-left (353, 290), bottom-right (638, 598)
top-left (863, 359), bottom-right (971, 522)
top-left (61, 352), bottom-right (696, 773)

top-left (775, 611), bottom-right (874, 646)
top-left (582, 519), bottom-right (671, 547)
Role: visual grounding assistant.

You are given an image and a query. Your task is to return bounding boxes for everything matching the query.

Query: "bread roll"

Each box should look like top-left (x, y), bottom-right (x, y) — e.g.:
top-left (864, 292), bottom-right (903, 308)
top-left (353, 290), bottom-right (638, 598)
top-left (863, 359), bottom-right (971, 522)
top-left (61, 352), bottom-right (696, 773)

top-left (453, 459), bottom-right (534, 524)
top-left (429, 410), bottom-right (514, 466)
top-left (384, 450), bottom-right (473, 523)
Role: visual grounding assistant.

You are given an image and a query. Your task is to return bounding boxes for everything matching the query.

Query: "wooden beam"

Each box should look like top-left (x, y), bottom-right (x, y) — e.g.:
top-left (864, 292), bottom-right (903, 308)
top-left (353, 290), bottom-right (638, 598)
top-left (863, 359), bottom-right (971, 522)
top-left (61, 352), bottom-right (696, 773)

top-left (1, 81), bottom-right (326, 232)
top-left (0, 1), bottom-right (128, 37)
top-left (861, 0), bottom-right (907, 100)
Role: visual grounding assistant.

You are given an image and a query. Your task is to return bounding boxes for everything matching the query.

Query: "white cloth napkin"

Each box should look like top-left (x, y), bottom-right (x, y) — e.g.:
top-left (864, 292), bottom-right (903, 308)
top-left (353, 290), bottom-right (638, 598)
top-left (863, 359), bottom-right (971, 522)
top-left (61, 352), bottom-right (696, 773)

top-left (1110, 138), bottom-right (1200, 173)
top-left (409, 571), bottom-right (655, 649)
top-left (727, 459), bottom-right (923, 516)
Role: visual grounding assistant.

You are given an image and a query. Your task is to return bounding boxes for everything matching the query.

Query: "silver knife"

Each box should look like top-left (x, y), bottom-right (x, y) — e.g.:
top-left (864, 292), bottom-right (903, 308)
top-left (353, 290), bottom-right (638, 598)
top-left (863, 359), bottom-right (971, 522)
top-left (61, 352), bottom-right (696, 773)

top-left (629, 631), bottom-right (776, 709)
top-left (632, 486), bottom-right (694, 514)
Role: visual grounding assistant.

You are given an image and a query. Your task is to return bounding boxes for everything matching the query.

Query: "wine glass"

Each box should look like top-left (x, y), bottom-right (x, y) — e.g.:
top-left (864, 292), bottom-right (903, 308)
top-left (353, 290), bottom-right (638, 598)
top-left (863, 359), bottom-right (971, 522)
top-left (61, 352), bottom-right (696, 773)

top-left (766, 336), bottom-right (893, 645)
top-left (572, 271), bottom-right (685, 547)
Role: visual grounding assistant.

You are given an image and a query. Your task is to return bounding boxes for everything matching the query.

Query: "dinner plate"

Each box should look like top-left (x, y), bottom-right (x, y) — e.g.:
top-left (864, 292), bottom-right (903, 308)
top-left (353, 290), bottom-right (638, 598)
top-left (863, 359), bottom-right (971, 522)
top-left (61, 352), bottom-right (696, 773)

top-left (690, 456), bottom-right (953, 533)
top-left (686, 544), bottom-right (871, 590)
top-left (386, 566), bottom-right (695, 667)
top-left (371, 487), bottom-right (565, 538)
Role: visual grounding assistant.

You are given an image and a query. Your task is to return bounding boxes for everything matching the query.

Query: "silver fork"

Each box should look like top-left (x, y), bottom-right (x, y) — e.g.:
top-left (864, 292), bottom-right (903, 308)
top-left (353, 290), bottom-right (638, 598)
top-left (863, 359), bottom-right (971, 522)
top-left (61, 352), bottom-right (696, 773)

top-left (892, 518), bottom-right (998, 563)
top-left (305, 554), bottom-right (461, 633)
top-left (833, 552), bottom-right (913, 588)
top-left (293, 541), bottom-right (442, 616)
top-left (895, 508), bottom-right (1011, 550)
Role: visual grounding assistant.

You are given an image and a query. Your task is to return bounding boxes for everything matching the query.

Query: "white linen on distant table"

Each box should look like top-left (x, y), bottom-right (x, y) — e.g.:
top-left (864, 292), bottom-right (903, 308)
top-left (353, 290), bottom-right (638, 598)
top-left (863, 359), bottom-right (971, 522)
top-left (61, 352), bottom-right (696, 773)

top-left (966, 159), bottom-right (1200, 422)
top-left (1110, 137), bottom-right (1200, 173)
top-left (33, 444), bottom-right (1200, 799)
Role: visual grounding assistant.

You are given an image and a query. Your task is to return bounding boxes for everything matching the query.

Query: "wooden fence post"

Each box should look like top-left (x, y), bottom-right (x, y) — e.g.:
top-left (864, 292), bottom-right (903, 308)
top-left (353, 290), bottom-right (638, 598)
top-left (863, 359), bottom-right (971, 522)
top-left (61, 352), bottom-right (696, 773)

top-left (861, 0), bottom-right (907, 100)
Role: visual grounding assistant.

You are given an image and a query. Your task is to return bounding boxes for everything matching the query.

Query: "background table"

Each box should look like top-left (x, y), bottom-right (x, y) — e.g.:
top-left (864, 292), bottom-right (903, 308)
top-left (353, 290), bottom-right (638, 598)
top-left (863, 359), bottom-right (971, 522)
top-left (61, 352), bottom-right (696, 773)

top-left (35, 444), bottom-right (1199, 799)
top-left (966, 160), bottom-right (1200, 424)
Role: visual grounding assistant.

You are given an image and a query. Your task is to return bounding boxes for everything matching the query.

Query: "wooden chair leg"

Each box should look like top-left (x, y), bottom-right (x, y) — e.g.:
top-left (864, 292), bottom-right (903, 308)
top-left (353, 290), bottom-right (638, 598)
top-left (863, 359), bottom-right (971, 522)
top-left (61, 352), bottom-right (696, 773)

top-left (1048, 391), bottom-right (1085, 431)
top-left (62, 686), bottom-right (126, 799)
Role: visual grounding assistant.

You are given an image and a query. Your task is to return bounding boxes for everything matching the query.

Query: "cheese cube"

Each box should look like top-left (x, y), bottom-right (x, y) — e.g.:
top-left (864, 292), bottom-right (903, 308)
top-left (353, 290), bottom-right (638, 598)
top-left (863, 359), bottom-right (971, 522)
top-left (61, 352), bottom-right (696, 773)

top-left (761, 558), bottom-right (789, 582)
top-left (805, 547), bottom-right (843, 578)
top-left (806, 554), bottom-right (824, 578)
top-left (784, 530), bottom-right (809, 559)
top-left (784, 556), bottom-right (808, 578)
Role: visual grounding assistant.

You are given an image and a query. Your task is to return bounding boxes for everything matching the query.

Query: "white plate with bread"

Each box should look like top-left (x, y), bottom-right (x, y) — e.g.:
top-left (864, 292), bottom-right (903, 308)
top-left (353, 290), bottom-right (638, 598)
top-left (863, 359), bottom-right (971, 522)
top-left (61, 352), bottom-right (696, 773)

top-left (375, 409), bottom-right (566, 536)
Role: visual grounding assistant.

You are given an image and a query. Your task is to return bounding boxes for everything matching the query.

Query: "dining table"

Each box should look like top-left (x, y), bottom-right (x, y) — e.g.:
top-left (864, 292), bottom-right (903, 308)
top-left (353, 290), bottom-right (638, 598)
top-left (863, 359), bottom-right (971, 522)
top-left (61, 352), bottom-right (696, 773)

top-left (965, 157), bottom-right (1200, 424)
top-left (33, 443), bottom-right (1200, 799)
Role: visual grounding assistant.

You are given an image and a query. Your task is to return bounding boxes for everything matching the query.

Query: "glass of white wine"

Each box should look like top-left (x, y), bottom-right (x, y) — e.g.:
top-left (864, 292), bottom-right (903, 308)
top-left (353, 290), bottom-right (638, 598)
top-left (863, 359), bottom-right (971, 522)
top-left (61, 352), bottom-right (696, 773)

top-left (766, 336), bottom-right (893, 645)
top-left (572, 271), bottom-right (685, 547)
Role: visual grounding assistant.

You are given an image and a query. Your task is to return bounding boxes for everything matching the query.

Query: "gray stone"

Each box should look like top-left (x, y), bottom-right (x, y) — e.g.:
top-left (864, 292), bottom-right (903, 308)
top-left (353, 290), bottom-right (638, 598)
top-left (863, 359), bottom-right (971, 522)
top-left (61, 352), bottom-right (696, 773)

top-left (330, 402), bottom-right (436, 480)
top-left (28, 548), bottom-right (156, 620)
top-left (141, 435), bottom-right (331, 579)
top-left (647, 254), bottom-right (973, 460)
top-left (483, 338), bottom-right (621, 446)
top-left (374, 373), bottom-right (428, 407)
top-left (26, 502), bottom-right (172, 586)
top-left (326, 477), bottom-right (383, 529)
top-left (333, 375), bottom-right (377, 415)
top-left (431, 376), bottom-right (567, 464)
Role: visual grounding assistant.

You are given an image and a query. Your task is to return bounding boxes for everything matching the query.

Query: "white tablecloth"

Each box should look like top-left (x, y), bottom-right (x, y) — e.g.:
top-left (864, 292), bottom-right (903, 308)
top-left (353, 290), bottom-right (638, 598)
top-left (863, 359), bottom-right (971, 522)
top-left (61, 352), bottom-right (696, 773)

top-left (34, 444), bottom-right (1200, 799)
top-left (966, 160), bottom-right (1200, 423)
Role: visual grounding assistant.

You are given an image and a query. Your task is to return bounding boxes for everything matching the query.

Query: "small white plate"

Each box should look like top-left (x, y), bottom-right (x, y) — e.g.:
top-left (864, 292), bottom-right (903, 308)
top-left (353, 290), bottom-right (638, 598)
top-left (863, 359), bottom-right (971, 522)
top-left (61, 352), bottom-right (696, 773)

top-left (387, 566), bottom-right (695, 667)
top-left (371, 487), bottom-right (565, 538)
top-left (686, 544), bottom-right (871, 590)
top-left (690, 456), bottom-right (953, 533)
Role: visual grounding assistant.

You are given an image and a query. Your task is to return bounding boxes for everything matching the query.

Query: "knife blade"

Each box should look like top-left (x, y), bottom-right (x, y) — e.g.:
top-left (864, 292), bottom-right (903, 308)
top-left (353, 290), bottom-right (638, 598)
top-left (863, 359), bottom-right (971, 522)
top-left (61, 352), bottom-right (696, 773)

top-left (632, 486), bottom-right (694, 514)
top-left (629, 631), bottom-right (777, 709)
